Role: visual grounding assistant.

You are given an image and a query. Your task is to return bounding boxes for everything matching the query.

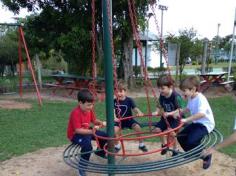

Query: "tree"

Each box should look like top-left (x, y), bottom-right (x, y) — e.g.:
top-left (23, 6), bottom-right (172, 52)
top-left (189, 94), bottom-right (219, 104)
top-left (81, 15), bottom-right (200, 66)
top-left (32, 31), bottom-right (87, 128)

top-left (191, 39), bottom-right (203, 63)
top-left (166, 28), bottom-right (200, 80)
top-left (0, 29), bottom-right (18, 77)
top-left (2, 0), bottom-right (154, 87)
top-left (219, 34), bottom-right (232, 54)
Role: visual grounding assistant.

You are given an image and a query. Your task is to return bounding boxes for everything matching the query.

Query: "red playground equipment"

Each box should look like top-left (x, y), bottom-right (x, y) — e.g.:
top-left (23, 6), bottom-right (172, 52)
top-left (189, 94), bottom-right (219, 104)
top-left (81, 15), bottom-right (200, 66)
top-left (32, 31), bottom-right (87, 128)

top-left (0, 23), bottom-right (43, 106)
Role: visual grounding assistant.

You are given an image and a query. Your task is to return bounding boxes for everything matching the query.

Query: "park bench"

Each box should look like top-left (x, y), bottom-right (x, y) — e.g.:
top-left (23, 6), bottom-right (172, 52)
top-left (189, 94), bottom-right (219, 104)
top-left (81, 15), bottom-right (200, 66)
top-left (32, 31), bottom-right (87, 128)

top-left (219, 80), bottom-right (235, 85)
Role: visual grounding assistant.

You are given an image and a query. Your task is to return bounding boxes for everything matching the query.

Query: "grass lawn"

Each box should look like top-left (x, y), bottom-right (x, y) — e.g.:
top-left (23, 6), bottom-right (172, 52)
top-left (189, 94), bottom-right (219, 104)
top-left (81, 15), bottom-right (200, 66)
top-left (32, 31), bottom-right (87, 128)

top-left (0, 95), bottom-right (236, 161)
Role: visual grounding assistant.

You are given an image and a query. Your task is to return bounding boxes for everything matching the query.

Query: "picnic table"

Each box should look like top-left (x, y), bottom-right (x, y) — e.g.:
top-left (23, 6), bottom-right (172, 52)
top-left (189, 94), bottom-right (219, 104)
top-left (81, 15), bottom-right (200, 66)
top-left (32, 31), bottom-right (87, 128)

top-left (45, 74), bottom-right (105, 100)
top-left (199, 72), bottom-right (234, 92)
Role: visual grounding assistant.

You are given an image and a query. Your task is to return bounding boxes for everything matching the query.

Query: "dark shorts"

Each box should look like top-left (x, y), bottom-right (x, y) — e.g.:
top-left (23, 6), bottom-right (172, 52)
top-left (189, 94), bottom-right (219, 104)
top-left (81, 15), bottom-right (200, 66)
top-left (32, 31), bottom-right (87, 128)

top-left (114, 118), bottom-right (140, 129)
top-left (154, 117), bottom-right (179, 131)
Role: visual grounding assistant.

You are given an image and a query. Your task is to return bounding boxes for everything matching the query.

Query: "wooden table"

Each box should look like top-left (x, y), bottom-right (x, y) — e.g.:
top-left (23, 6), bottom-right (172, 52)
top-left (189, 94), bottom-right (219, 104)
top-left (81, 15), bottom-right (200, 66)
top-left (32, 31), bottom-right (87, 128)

top-left (46, 74), bottom-right (105, 100)
top-left (199, 72), bottom-right (234, 92)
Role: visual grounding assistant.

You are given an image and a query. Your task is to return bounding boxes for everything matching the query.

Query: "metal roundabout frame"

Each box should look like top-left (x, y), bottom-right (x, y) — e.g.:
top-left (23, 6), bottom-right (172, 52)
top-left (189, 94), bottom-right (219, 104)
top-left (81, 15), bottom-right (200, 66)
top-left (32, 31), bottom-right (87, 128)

top-left (63, 127), bottom-right (223, 174)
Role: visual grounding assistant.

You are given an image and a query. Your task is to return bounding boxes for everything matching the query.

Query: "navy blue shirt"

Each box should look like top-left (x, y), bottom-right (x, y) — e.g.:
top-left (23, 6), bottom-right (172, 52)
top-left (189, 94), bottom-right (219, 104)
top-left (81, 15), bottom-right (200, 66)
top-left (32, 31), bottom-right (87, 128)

top-left (159, 91), bottom-right (183, 112)
top-left (114, 97), bottom-right (136, 118)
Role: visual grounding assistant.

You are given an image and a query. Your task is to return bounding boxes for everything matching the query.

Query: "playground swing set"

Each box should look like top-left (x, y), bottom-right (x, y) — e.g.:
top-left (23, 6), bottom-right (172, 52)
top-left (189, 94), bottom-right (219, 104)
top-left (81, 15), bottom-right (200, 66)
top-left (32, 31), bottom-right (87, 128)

top-left (63, 0), bottom-right (223, 175)
top-left (0, 22), bottom-right (42, 106)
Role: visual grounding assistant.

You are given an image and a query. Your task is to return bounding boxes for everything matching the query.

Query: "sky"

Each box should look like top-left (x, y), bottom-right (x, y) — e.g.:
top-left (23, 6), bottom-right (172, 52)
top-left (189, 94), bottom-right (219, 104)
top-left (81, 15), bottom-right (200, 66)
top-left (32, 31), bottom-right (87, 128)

top-left (0, 2), bottom-right (30, 23)
top-left (0, 0), bottom-right (235, 39)
top-left (150, 0), bottom-right (236, 40)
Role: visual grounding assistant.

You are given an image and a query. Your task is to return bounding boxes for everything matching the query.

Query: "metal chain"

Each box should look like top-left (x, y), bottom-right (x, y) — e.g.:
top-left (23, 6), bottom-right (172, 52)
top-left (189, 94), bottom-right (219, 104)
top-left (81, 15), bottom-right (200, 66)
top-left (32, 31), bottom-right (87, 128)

top-left (91, 0), bottom-right (97, 97)
top-left (150, 4), bottom-right (172, 78)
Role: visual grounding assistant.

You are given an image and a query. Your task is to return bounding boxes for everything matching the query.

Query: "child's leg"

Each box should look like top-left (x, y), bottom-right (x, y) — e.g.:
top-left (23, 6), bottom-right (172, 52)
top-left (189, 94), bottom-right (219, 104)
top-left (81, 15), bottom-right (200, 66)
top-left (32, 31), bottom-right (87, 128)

top-left (92, 130), bottom-right (108, 158)
top-left (114, 126), bottom-right (121, 145)
top-left (153, 118), bottom-right (167, 146)
top-left (182, 123), bottom-right (208, 151)
top-left (72, 134), bottom-right (93, 171)
top-left (182, 124), bottom-right (211, 169)
top-left (177, 124), bottom-right (192, 151)
top-left (168, 131), bottom-right (179, 156)
top-left (132, 123), bottom-right (143, 143)
top-left (168, 118), bottom-right (179, 151)
top-left (152, 127), bottom-right (166, 144)
top-left (131, 123), bottom-right (148, 152)
top-left (172, 134), bottom-right (177, 150)
top-left (114, 126), bottom-right (122, 150)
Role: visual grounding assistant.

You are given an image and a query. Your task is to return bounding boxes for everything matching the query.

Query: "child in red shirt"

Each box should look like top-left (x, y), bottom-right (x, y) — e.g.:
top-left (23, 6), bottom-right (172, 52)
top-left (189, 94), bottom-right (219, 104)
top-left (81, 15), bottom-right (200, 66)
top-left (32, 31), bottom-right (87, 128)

top-left (67, 89), bottom-right (107, 176)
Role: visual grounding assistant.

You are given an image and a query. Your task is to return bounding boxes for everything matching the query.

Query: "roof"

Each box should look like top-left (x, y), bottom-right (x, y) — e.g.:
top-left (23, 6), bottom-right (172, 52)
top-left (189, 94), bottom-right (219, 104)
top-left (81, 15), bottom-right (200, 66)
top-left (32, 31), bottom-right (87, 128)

top-left (138, 31), bottom-right (159, 41)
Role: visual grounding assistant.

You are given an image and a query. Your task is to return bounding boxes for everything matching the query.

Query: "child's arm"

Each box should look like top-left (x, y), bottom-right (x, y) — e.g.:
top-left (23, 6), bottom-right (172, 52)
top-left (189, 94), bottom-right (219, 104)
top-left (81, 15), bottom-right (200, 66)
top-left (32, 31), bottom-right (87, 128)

top-left (94, 119), bottom-right (106, 128)
top-left (214, 131), bottom-right (236, 150)
top-left (181, 112), bottom-right (205, 123)
top-left (75, 128), bottom-right (94, 135)
top-left (163, 109), bottom-right (180, 118)
top-left (114, 109), bottom-right (119, 122)
top-left (164, 108), bottom-right (189, 118)
top-left (152, 107), bottom-right (164, 116)
top-left (133, 107), bottom-right (143, 116)
top-left (164, 95), bottom-right (187, 118)
top-left (202, 131), bottom-right (236, 156)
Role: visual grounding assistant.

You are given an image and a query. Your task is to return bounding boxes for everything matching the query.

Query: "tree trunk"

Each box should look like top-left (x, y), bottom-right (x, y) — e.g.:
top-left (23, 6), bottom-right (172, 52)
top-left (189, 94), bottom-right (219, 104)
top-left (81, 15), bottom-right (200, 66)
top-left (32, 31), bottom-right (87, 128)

top-left (0, 64), bottom-right (4, 77)
top-left (35, 54), bottom-right (42, 89)
top-left (122, 36), bottom-right (134, 88)
top-left (10, 59), bottom-right (15, 76)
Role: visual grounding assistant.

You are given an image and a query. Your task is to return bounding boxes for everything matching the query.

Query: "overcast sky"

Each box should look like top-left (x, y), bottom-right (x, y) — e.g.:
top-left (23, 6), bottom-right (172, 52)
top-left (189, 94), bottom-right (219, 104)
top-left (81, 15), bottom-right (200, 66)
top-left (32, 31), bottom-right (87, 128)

top-left (0, 0), bottom-right (235, 40)
top-left (150, 0), bottom-right (236, 39)
top-left (0, 2), bottom-right (29, 23)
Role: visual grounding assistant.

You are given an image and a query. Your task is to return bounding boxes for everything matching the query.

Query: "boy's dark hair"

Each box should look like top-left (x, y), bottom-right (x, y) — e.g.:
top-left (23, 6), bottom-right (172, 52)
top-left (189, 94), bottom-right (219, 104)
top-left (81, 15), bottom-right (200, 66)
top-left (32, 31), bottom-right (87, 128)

top-left (180, 76), bottom-right (200, 91)
top-left (117, 80), bottom-right (127, 91)
top-left (156, 75), bottom-right (175, 87)
top-left (77, 89), bottom-right (94, 103)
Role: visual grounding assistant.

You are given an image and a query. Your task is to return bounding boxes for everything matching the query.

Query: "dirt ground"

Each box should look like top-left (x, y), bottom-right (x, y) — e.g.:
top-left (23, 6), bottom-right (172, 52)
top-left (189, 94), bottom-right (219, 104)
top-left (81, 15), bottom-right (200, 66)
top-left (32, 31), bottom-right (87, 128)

top-left (0, 142), bottom-right (236, 176)
top-left (0, 87), bottom-right (236, 176)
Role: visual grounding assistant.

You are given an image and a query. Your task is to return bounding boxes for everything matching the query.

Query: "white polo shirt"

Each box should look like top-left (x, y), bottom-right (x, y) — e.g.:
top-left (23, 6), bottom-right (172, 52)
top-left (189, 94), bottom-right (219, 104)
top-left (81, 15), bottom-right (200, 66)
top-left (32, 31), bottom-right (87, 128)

top-left (187, 93), bottom-right (215, 133)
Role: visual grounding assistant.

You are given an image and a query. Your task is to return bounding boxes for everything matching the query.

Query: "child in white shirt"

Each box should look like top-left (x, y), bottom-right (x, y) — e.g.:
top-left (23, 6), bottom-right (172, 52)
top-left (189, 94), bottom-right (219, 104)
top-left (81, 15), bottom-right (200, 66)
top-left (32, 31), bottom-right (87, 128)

top-left (177, 76), bottom-right (215, 169)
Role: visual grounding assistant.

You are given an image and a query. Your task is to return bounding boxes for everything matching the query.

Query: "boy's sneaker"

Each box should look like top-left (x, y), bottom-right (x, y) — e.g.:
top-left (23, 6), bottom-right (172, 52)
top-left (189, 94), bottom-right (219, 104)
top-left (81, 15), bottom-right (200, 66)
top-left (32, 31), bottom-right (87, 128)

top-left (202, 154), bottom-right (212, 169)
top-left (78, 169), bottom-right (86, 176)
top-left (94, 150), bottom-right (107, 159)
top-left (114, 147), bottom-right (121, 153)
top-left (161, 144), bottom-right (168, 155)
top-left (172, 150), bottom-right (179, 157)
top-left (139, 145), bottom-right (148, 152)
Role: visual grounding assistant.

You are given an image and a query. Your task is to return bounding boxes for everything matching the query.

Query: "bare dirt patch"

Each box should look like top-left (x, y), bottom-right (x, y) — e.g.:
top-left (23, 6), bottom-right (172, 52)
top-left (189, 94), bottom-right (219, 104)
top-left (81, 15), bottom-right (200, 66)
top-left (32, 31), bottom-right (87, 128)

top-left (0, 100), bottom-right (32, 110)
top-left (0, 142), bottom-right (236, 176)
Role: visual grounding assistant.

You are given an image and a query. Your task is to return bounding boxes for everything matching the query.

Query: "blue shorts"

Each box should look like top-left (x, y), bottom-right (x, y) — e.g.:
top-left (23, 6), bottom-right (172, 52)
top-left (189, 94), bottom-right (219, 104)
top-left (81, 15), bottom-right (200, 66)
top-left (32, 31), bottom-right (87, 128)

top-left (155, 117), bottom-right (179, 131)
top-left (114, 118), bottom-right (140, 129)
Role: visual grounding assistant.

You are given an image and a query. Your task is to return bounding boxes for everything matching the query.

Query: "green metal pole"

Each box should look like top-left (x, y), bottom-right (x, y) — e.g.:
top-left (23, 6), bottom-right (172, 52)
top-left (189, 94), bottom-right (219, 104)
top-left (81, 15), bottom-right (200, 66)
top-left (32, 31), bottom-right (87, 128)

top-left (102, 0), bottom-right (115, 174)
top-left (160, 9), bottom-right (163, 68)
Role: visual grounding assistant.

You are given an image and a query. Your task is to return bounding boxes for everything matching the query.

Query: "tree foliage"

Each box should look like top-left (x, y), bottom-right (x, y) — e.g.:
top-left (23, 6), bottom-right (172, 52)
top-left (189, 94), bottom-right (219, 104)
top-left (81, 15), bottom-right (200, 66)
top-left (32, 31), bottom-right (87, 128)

top-left (0, 29), bottom-right (18, 76)
top-left (166, 28), bottom-right (202, 79)
top-left (2, 0), bottom-right (154, 84)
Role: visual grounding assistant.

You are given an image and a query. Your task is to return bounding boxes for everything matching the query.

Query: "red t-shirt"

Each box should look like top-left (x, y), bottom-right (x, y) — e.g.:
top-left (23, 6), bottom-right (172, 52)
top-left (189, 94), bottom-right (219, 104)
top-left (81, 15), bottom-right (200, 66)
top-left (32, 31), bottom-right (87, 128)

top-left (67, 106), bottom-right (96, 140)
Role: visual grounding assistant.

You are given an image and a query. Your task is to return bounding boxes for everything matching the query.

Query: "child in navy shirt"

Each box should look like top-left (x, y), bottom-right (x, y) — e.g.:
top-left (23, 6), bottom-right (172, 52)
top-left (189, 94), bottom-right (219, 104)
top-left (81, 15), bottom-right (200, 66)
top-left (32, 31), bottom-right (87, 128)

top-left (114, 81), bottom-right (148, 152)
top-left (152, 75), bottom-right (185, 156)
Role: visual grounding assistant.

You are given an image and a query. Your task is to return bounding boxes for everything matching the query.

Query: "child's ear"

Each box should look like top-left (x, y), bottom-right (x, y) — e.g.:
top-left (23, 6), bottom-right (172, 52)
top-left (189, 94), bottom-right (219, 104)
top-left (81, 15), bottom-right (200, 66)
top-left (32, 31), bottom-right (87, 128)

top-left (192, 87), bottom-right (197, 92)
